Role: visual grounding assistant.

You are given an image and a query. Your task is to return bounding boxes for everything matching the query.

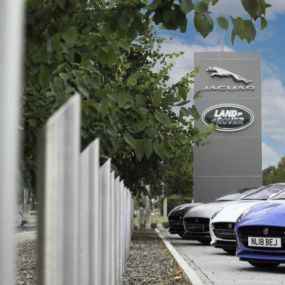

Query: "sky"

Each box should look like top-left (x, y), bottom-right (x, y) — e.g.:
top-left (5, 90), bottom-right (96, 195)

top-left (157, 0), bottom-right (285, 170)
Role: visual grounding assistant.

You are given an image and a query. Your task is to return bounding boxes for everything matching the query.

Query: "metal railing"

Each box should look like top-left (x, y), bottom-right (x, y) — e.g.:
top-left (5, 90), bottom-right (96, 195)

top-left (37, 95), bottom-right (133, 285)
top-left (0, 1), bottom-right (24, 284)
top-left (1, 3), bottom-right (133, 283)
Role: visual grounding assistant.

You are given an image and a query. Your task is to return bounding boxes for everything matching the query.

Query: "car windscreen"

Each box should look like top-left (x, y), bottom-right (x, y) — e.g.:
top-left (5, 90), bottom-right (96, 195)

top-left (241, 184), bottom-right (285, 200)
top-left (216, 193), bottom-right (242, 201)
top-left (270, 187), bottom-right (285, 200)
top-left (240, 186), bottom-right (267, 198)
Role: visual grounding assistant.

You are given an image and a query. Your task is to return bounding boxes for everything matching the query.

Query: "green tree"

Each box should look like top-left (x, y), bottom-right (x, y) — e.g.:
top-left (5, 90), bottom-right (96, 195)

top-left (147, 0), bottom-right (270, 43)
top-left (263, 166), bottom-right (277, 185)
top-left (163, 145), bottom-right (193, 202)
top-left (274, 157), bottom-right (285, 182)
top-left (263, 157), bottom-right (285, 185)
top-left (24, 0), bottom-right (271, 195)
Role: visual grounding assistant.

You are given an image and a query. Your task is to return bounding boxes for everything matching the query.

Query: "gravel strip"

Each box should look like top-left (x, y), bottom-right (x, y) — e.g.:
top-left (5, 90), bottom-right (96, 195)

top-left (15, 231), bottom-right (189, 285)
top-left (16, 240), bottom-right (37, 285)
top-left (123, 231), bottom-right (190, 285)
top-left (16, 225), bottom-right (37, 233)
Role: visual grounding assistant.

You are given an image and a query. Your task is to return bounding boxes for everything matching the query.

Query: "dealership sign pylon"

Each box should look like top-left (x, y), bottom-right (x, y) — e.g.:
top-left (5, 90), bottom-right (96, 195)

top-left (193, 52), bottom-right (262, 202)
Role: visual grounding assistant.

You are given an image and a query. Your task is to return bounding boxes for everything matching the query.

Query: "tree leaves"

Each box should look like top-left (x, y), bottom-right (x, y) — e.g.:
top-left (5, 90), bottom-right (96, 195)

top-left (217, 16), bottom-right (228, 30)
top-left (24, 0), bottom-right (271, 196)
top-left (194, 12), bottom-right (214, 38)
top-left (241, 0), bottom-right (271, 20)
top-left (260, 17), bottom-right (267, 30)
top-left (180, 0), bottom-right (194, 14)
top-left (123, 132), bottom-right (137, 151)
top-left (211, 0), bottom-right (220, 5)
top-left (154, 112), bottom-right (172, 127)
top-left (231, 17), bottom-right (256, 44)
top-left (147, 0), bottom-right (270, 43)
top-left (126, 76), bottom-right (137, 87)
top-left (62, 27), bottom-right (78, 44)
top-left (148, 0), bottom-right (162, 12)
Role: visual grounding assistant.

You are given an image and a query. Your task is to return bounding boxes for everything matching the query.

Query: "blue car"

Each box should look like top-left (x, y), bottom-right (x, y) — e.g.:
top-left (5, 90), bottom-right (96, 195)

top-left (236, 190), bottom-right (285, 268)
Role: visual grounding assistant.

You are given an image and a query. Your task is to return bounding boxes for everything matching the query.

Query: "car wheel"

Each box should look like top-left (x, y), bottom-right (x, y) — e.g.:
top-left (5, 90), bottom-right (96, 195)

top-left (198, 239), bottom-right (211, 245)
top-left (178, 233), bottom-right (186, 239)
top-left (222, 248), bottom-right (236, 255)
top-left (248, 261), bottom-right (280, 268)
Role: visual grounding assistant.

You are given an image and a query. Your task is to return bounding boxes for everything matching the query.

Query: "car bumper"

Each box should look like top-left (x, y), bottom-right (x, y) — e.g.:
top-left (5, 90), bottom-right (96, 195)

top-left (237, 241), bottom-right (285, 262)
top-left (210, 224), bottom-right (236, 249)
top-left (236, 225), bottom-right (285, 263)
top-left (183, 217), bottom-right (210, 241)
top-left (184, 230), bottom-right (211, 241)
top-left (213, 240), bottom-right (236, 250)
top-left (238, 251), bottom-right (285, 263)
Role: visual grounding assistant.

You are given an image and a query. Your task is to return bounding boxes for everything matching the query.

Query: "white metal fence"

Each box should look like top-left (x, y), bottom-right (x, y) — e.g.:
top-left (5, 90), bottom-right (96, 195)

top-left (0, 1), bottom-right (24, 284)
top-left (1, 3), bottom-right (133, 284)
top-left (38, 94), bottom-right (133, 285)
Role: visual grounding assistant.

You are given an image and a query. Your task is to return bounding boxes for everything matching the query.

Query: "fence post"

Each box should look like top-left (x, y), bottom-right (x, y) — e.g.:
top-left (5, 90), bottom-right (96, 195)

top-left (38, 95), bottom-right (81, 285)
top-left (109, 172), bottom-right (115, 285)
top-left (100, 160), bottom-right (111, 285)
top-left (114, 177), bottom-right (121, 285)
top-left (120, 182), bottom-right (126, 275)
top-left (79, 139), bottom-right (100, 285)
top-left (124, 188), bottom-right (129, 262)
top-left (127, 191), bottom-right (132, 252)
top-left (0, 1), bottom-right (24, 284)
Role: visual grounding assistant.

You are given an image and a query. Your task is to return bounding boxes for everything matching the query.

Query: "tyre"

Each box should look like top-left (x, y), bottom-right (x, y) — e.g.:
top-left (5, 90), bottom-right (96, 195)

top-left (222, 248), bottom-right (236, 255)
top-left (198, 239), bottom-right (211, 245)
top-left (248, 261), bottom-right (280, 268)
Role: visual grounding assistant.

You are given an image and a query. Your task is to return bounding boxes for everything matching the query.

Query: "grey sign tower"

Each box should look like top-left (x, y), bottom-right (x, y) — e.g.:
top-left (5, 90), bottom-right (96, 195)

top-left (193, 52), bottom-right (262, 202)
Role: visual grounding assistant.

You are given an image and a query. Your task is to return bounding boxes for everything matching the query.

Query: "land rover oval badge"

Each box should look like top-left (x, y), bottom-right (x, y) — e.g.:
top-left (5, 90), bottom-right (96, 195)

top-left (202, 104), bottom-right (254, 132)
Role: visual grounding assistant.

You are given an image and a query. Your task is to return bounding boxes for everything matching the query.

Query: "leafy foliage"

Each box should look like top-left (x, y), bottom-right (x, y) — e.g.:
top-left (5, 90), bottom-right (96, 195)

top-left (263, 157), bottom-right (285, 185)
top-left (163, 144), bottom-right (193, 200)
top-left (24, 0), bottom-right (270, 196)
top-left (147, 0), bottom-right (271, 43)
top-left (24, 0), bottom-right (204, 195)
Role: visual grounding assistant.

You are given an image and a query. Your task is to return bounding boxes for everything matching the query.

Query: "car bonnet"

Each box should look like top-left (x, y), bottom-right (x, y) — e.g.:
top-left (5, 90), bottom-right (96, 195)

top-left (211, 200), bottom-right (263, 224)
top-left (238, 202), bottom-right (285, 227)
top-left (184, 200), bottom-right (237, 219)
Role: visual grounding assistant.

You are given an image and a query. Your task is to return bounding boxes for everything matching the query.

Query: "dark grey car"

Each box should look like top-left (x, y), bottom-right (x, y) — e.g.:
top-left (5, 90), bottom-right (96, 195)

top-left (168, 203), bottom-right (202, 238)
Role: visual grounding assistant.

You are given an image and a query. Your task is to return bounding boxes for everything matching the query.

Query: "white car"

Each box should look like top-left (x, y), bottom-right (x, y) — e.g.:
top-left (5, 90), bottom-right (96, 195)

top-left (210, 183), bottom-right (285, 254)
top-left (182, 187), bottom-right (263, 245)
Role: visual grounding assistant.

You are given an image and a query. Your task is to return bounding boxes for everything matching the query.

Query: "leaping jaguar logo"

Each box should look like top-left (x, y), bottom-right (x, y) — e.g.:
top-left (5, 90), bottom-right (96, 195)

top-left (206, 67), bottom-right (252, 85)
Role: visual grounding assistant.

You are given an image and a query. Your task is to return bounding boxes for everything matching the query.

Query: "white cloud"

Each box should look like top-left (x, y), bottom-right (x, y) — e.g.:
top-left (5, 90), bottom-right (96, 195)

top-left (262, 142), bottom-right (280, 168)
top-left (211, 0), bottom-right (285, 19)
top-left (155, 39), bottom-right (232, 85)
top-left (267, 0), bottom-right (285, 19)
top-left (262, 77), bottom-right (285, 145)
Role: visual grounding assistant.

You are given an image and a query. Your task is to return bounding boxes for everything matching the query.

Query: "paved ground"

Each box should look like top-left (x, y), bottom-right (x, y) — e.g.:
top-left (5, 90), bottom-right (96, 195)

top-left (161, 230), bottom-right (285, 285)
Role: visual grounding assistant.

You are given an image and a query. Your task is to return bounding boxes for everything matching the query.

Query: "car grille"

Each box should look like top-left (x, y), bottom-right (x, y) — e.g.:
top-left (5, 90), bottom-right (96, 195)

top-left (212, 223), bottom-right (236, 240)
top-left (238, 226), bottom-right (285, 249)
top-left (168, 215), bottom-right (182, 221)
top-left (184, 217), bottom-right (209, 233)
top-left (168, 215), bottom-right (184, 230)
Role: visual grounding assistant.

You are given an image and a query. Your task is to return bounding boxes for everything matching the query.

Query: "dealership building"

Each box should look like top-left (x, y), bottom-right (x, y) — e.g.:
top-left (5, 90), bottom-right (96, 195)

top-left (193, 52), bottom-right (262, 202)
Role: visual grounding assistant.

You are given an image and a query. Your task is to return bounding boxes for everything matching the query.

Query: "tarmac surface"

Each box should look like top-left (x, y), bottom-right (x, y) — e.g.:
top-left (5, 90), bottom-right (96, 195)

top-left (162, 230), bottom-right (285, 285)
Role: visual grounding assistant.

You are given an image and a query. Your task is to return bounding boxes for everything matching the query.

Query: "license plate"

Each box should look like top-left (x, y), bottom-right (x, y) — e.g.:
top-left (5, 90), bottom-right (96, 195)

top-left (188, 224), bottom-right (204, 232)
top-left (248, 237), bottom-right (282, 248)
top-left (218, 230), bottom-right (234, 237)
